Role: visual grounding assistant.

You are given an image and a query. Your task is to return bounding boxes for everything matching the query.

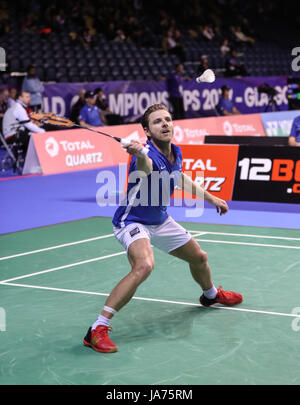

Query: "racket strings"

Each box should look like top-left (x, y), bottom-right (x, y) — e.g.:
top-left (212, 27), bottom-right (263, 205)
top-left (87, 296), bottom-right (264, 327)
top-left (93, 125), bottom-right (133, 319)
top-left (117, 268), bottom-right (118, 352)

top-left (30, 112), bottom-right (122, 142)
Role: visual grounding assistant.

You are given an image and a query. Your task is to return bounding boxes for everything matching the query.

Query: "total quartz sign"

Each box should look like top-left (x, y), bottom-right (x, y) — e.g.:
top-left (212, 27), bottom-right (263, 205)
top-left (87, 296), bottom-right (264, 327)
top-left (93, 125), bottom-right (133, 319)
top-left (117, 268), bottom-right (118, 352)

top-left (172, 117), bottom-right (218, 145)
top-left (171, 114), bottom-right (266, 145)
top-left (23, 124), bottom-right (144, 175)
top-left (214, 114), bottom-right (266, 136)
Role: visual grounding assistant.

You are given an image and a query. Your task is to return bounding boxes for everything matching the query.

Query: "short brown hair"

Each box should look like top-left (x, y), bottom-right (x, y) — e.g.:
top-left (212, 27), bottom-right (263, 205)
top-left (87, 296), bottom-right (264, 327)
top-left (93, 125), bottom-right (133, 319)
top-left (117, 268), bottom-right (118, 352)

top-left (17, 90), bottom-right (30, 99)
top-left (141, 104), bottom-right (169, 129)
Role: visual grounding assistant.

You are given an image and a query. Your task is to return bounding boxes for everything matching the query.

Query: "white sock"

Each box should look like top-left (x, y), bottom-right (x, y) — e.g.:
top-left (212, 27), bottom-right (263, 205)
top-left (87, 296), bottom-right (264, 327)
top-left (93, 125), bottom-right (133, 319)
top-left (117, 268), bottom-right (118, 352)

top-left (203, 285), bottom-right (218, 300)
top-left (91, 306), bottom-right (117, 330)
top-left (92, 314), bottom-right (111, 330)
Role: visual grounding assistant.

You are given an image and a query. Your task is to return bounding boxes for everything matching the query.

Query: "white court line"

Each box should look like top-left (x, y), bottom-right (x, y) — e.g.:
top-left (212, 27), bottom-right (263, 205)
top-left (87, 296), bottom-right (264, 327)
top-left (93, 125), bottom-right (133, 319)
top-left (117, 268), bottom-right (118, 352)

top-left (0, 250), bottom-right (127, 284)
top-left (188, 230), bottom-right (300, 241)
top-left (195, 239), bottom-right (300, 249)
top-left (0, 233), bottom-right (114, 261)
top-left (1, 282), bottom-right (300, 320)
top-left (0, 231), bottom-right (298, 284)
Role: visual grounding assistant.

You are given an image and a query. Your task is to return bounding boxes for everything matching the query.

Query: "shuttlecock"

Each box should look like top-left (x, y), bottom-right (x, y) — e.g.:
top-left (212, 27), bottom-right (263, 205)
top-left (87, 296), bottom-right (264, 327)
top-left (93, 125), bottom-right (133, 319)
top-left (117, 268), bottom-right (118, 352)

top-left (196, 69), bottom-right (215, 83)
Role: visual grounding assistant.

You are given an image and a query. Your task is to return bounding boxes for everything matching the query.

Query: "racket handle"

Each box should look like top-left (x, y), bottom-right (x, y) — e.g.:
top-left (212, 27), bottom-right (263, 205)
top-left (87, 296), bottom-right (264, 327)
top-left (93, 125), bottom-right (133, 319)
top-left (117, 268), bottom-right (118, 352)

top-left (120, 139), bottom-right (149, 156)
top-left (140, 146), bottom-right (149, 156)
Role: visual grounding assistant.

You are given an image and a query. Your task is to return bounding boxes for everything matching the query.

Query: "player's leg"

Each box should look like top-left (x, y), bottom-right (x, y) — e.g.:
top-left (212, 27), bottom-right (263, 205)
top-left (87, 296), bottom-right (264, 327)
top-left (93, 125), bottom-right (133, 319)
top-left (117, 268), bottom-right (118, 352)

top-left (169, 236), bottom-right (243, 307)
top-left (151, 217), bottom-right (243, 307)
top-left (83, 225), bottom-right (154, 353)
top-left (169, 237), bottom-right (213, 291)
top-left (102, 238), bottom-right (154, 315)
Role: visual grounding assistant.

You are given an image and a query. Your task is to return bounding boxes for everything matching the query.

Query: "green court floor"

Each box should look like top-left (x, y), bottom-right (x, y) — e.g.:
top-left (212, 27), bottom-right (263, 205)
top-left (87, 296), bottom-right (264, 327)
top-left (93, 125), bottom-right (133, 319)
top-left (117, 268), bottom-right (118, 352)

top-left (1, 217), bottom-right (300, 385)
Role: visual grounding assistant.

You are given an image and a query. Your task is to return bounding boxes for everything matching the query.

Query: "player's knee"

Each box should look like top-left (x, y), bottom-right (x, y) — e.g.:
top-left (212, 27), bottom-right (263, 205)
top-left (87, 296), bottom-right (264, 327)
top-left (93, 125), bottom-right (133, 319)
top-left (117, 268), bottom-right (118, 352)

top-left (192, 249), bottom-right (208, 265)
top-left (132, 260), bottom-right (154, 284)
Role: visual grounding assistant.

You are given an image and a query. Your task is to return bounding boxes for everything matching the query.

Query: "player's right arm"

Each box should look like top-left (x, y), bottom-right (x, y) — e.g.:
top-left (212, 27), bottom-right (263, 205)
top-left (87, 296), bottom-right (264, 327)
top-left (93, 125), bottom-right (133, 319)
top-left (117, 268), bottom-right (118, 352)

top-left (124, 140), bottom-right (153, 175)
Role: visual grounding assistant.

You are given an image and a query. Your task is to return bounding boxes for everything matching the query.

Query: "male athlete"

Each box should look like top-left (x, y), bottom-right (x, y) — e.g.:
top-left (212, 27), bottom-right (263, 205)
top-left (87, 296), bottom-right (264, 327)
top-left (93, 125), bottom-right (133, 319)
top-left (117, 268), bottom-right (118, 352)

top-left (83, 104), bottom-right (243, 353)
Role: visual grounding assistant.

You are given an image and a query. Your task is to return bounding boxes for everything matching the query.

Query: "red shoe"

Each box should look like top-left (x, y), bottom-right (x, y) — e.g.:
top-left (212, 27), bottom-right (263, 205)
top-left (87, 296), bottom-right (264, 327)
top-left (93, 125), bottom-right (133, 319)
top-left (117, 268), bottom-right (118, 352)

top-left (200, 286), bottom-right (243, 307)
top-left (83, 326), bottom-right (118, 353)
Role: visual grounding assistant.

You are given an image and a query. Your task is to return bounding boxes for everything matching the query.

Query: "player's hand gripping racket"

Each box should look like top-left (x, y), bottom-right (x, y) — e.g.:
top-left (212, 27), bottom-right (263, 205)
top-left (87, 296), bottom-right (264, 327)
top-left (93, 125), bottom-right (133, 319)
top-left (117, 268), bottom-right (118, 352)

top-left (30, 112), bottom-right (149, 156)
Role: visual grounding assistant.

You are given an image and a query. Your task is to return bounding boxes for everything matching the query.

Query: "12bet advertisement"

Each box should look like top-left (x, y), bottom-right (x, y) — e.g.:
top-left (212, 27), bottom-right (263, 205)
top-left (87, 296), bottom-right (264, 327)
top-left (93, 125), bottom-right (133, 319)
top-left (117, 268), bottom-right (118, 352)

top-left (232, 146), bottom-right (300, 203)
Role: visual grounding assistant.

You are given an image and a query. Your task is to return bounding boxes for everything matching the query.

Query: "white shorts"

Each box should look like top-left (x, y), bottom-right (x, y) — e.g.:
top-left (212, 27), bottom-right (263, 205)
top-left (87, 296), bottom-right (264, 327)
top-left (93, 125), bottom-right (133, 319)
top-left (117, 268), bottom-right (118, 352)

top-left (113, 216), bottom-right (192, 254)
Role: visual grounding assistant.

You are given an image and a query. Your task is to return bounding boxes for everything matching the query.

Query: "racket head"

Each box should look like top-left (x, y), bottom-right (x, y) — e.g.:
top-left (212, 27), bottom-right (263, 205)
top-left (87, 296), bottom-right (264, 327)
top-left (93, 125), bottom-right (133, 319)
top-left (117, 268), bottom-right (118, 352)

top-left (30, 112), bottom-right (75, 128)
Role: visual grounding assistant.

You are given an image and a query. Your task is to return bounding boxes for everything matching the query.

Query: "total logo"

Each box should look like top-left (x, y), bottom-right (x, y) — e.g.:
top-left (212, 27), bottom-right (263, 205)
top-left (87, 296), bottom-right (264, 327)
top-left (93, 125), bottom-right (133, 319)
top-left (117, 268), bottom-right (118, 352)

top-left (223, 120), bottom-right (259, 136)
top-left (173, 125), bottom-right (184, 143)
top-left (223, 121), bottom-right (233, 136)
top-left (173, 125), bottom-right (206, 144)
top-left (45, 137), bottom-right (59, 157)
top-left (45, 138), bottom-right (96, 158)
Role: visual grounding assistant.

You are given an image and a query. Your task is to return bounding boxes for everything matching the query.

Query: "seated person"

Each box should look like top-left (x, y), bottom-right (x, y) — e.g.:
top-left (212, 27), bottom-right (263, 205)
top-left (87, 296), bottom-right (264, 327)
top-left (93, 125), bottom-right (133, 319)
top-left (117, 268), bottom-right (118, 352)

top-left (216, 85), bottom-right (240, 116)
top-left (70, 88), bottom-right (86, 124)
top-left (0, 88), bottom-right (8, 130)
top-left (2, 90), bottom-right (45, 157)
top-left (94, 87), bottom-right (123, 126)
top-left (197, 54), bottom-right (209, 75)
top-left (225, 48), bottom-right (247, 77)
top-left (7, 87), bottom-right (17, 108)
top-left (78, 91), bottom-right (103, 127)
top-left (288, 114), bottom-right (300, 146)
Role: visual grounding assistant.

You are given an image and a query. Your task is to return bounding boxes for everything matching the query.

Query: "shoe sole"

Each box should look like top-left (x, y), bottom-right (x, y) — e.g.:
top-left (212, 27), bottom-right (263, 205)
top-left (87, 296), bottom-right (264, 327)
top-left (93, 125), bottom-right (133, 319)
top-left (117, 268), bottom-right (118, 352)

top-left (200, 297), bottom-right (243, 307)
top-left (83, 339), bottom-right (118, 353)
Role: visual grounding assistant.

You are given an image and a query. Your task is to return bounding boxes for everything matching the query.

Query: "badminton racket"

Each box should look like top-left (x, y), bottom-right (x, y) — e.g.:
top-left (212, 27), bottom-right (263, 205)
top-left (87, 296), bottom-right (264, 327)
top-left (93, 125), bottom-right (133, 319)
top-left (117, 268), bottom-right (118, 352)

top-left (30, 112), bottom-right (149, 155)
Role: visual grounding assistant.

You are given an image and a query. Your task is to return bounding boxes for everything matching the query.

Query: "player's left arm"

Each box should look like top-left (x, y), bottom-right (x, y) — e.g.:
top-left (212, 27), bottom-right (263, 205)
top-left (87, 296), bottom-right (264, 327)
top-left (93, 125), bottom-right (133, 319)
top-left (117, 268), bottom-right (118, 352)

top-left (179, 172), bottom-right (229, 215)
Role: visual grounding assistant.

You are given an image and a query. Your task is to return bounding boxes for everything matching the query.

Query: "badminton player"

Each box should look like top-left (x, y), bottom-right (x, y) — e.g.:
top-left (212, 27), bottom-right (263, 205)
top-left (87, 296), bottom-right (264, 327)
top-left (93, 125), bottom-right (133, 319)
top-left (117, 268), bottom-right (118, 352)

top-left (83, 104), bottom-right (243, 353)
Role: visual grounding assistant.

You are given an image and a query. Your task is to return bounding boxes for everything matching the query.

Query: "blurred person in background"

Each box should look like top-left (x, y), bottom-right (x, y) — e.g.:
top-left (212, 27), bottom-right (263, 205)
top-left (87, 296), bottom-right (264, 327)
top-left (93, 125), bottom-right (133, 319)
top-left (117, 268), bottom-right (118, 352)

top-left (2, 90), bottom-right (45, 157)
top-left (201, 24), bottom-right (215, 41)
top-left (197, 54), bottom-right (210, 75)
top-left (225, 48), bottom-right (247, 77)
top-left (216, 85), bottom-right (240, 116)
top-left (114, 29), bottom-right (126, 42)
top-left (166, 63), bottom-right (190, 120)
top-left (81, 28), bottom-right (96, 47)
top-left (0, 88), bottom-right (8, 130)
top-left (70, 88), bottom-right (86, 124)
top-left (220, 39), bottom-right (230, 57)
top-left (79, 91), bottom-right (103, 128)
top-left (232, 25), bottom-right (255, 46)
top-left (22, 65), bottom-right (44, 112)
top-left (288, 114), bottom-right (300, 146)
top-left (7, 87), bottom-right (17, 108)
top-left (162, 28), bottom-right (186, 63)
top-left (94, 87), bottom-right (123, 126)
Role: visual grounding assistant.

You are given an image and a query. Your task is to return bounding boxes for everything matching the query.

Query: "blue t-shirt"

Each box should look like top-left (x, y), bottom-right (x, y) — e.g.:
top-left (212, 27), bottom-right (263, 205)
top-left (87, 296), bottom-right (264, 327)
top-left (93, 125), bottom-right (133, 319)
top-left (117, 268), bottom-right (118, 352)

top-left (216, 97), bottom-right (234, 115)
top-left (79, 104), bottom-right (102, 126)
top-left (112, 140), bottom-right (183, 228)
top-left (290, 115), bottom-right (300, 142)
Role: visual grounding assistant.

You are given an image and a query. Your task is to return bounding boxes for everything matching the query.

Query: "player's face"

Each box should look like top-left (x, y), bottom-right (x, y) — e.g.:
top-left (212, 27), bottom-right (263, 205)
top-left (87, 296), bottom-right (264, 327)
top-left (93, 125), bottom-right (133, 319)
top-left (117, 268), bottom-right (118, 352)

top-left (146, 109), bottom-right (173, 143)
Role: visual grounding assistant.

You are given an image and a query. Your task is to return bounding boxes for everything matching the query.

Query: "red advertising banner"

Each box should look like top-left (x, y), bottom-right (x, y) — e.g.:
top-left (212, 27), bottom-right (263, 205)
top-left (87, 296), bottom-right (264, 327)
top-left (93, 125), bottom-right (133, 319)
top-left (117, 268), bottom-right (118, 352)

top-left (172, 117), bottom-right (217, 145)
top-left (213, 114), bottom-right (265, 137)
top-left (23, 114), bottom-right (261, 176)
top-left (23, 124), bottom-right (146, 175)
top-left (171, 113), bottom-right (265, 145)
top-left (174, 144), bottom-right (239, 201)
